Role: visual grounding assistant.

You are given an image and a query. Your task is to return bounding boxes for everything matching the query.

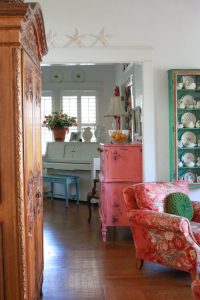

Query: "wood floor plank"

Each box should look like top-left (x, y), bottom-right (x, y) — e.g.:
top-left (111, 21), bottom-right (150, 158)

top-left (42, 199), bottom-right (193, 300)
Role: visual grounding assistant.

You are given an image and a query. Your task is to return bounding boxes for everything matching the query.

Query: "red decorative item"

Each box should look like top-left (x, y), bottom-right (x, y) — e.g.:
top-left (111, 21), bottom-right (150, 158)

top-left (114, 86), bottom-right (120, 96)
top-left (114, 86), bottom-right (120, 129)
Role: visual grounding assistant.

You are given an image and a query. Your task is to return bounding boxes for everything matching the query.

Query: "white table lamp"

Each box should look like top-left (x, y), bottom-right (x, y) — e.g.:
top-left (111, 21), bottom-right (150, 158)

top-left (104, 96), bottom-right (126, 130)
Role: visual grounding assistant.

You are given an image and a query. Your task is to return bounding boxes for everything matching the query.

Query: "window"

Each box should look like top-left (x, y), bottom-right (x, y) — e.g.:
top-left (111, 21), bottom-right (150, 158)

top-left (62, 91), bottom-right (97, 141)
top-left (41, 96), bottom-right (53, 154)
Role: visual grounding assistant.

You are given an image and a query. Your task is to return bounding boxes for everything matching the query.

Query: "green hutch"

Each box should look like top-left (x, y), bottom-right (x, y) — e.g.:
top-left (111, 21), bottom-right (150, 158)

top-left (168, 69), bottom-right (200, 187)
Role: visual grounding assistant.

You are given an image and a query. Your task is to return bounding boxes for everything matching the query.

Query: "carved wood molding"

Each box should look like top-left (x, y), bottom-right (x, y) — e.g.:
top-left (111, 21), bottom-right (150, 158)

top-left (27, 170), bottom-right (35, 237)
top-left (22, 24), bottom-right (40, 66)
top-left (25, 68), bottom-right (33, 102)
top-left (21, 3), bottom-right (48, 61)
top-left (34, 166), bottom-right (43, 216)
top-left (14, 47), bottom-right (27, 300)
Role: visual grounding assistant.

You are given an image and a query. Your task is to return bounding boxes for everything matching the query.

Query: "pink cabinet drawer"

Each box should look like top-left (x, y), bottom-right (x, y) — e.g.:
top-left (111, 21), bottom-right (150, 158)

top-left (99, 143), bottom-right (143, 241)
top-left (100, 144), bottom-right (142, 181)
top-left (100, 181), bottom-right (131, 226)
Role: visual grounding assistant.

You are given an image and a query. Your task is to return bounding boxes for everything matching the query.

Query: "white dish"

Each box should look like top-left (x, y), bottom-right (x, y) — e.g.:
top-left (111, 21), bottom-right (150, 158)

top-left (181, 131), bottom-right (197, 147)
top-left (185, 83), bottom-right (196, 90)
top-left (177, 83), bottom-right (183, 89)
top-left (181, 95), bottom-right (195, 108)
top-left (181, 112), bottom-right (196, 127)
top-left (182, 152), bottom-right (195, 165)
top-left (182, 76), bottom-right (194, 88)
top-left (183, 172), bottom-right (196, 183)
top-left (195, 101), bottom-right (200, 109)
top-left (196, 120), bottom-right (200, 128)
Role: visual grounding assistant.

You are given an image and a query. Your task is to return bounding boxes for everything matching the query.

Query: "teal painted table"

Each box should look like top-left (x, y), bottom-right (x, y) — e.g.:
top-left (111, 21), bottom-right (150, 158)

top-left (43, 174), bottom-right (80, 207)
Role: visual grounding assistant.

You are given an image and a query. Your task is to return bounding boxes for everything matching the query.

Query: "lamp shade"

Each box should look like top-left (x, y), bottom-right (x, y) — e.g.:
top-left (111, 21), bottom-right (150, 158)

top-left (104, 96), bottom-right (126, 117)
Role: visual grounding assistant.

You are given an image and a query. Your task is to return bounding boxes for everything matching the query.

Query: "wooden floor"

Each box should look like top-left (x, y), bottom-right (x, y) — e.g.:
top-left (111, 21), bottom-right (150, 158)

top-left (42, 199), bottom-right (193, 300)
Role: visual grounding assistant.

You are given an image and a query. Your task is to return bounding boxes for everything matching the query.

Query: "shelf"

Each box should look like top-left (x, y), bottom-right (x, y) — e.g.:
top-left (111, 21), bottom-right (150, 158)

top-left (178, 147), bottom-right (200, 150)
top-left (177, 89), bottom-right (200, 92)
top-left (169, 69), bottom-right (200, 186)
top-left (177, 128), bottom-right (200, 130)
top-left (177, 109), bottom-right (200, 112)
top-left (178, 166), bottom-right (200, 169)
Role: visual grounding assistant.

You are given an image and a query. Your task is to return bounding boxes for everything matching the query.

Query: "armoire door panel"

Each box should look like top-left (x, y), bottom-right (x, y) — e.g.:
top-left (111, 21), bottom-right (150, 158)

top-left (0, 2), bottom-right (47, 298)
top-left (23, 53), bottom-right (37, 299)
top-left (0, 224), bottom-right (5, 300)
top-left (32, 65), bottom-right (44, 293)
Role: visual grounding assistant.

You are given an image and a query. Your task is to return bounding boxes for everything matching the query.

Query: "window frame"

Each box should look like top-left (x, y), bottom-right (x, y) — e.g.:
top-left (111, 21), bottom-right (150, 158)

top-left (61, 90), bottom-right (99, 133)
top-left (41, 91), bottom-right (54, 155)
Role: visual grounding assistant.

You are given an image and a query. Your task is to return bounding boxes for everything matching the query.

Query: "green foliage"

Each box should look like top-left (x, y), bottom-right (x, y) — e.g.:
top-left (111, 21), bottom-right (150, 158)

top-left (43, 111), bottom-right (77, 130)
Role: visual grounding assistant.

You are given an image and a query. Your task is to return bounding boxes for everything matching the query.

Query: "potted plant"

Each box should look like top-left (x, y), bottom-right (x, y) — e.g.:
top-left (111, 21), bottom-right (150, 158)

top-left (43, 111), bottom-right (77, 141)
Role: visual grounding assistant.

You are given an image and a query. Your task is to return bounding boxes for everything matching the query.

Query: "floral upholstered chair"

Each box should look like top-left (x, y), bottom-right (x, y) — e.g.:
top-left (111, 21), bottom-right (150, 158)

top-left (192, 278), bottom-right (200, 299)
top-left (123, 180), bottom-right (200, 280)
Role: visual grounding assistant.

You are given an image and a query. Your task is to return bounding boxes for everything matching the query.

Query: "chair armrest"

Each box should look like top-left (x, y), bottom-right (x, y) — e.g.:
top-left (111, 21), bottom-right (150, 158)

top-left (128, 209), bottom-right (190, 234)
top-left (128, 209), bottom-right (200, 275)
top-left (192, 201), bottom-right (200, 223)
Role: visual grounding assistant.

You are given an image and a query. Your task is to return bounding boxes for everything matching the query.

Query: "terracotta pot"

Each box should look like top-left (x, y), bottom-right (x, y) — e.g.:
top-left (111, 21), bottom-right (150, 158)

top-left (52, 128), bottom-right (68, 142)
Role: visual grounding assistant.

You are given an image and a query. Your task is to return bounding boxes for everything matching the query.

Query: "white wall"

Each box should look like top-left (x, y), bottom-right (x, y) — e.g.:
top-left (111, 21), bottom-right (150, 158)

top-left (42, 65), bottom-right (116, 129)
top-left (28, 0), bottom-right (200, 198)
top-left (114, 63), bottom-right (143, 108)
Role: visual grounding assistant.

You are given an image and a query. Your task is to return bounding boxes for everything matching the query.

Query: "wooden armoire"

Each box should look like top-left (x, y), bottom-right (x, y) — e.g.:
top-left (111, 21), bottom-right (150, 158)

top-left (0, 0), bottom-right (47, 299)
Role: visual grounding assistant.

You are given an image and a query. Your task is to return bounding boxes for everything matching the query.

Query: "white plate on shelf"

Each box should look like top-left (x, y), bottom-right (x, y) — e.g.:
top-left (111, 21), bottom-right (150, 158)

top-left (183, 172), bottom-right (196, 183)
top-left (181, 95), bottom-right (195, 107)
top-left (181, 131), bottom-right (197, 146)
top-left (196, 120), bottom-right (200, 128)
top-left (182, 76), bottom-right (194, 88)
top-left (181, 112), bottom-right (196, 126)
top-left (182, 152), bottom-right (195, 165)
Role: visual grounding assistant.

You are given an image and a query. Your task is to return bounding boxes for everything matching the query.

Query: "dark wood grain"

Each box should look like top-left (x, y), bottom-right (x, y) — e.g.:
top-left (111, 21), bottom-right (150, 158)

top-left (42, 199), bottom-right (193, 300)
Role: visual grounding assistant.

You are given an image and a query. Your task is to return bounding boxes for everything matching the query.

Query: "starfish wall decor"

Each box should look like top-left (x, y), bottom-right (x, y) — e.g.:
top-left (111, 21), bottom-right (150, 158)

top-left (46, 27), bottom-right (112, 48)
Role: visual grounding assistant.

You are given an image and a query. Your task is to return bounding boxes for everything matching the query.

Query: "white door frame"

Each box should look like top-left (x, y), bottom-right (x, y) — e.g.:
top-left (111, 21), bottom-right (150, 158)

top-left (43, 46), bottom-right (156, 181)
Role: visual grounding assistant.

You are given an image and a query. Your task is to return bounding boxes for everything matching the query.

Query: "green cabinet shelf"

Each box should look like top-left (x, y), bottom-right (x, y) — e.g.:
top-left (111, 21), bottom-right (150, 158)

top-left (168, 69), bottom-right (200, 187)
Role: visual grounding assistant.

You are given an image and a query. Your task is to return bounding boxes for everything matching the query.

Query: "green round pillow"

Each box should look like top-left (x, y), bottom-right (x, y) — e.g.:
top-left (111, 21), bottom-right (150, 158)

top-left (165, 192), bottom-right (194, 221)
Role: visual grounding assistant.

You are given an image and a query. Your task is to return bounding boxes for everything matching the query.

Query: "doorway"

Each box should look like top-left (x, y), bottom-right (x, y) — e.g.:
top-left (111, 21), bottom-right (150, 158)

top-left (42, 46), bottom-right (156, 181)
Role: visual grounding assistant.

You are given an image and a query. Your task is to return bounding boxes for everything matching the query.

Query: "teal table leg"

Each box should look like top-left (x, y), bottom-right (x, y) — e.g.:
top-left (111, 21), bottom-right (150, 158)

top-left (65, 179), bottom-right (69, 207)
top-left (76, 177), bottom-right (80, 205)
top-left (50, 182), bottom-right (54, 202)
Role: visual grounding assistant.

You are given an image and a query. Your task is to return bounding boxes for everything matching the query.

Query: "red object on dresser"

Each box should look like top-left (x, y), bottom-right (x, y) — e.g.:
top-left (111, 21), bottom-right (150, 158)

top-left (99, 143), bottom-right (142, 241)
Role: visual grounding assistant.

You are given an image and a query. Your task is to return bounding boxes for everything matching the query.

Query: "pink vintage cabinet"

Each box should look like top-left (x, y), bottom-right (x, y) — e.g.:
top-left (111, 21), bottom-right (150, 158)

top-left (99, 143), bottom-right (142, 241)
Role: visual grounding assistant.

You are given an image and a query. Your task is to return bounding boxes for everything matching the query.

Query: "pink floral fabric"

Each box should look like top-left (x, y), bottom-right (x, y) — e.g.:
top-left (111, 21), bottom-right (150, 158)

top-left (134, 180), bottom-right (189, 212)
top-left (192, 201), bottom-right (200, 223)
top-left (192, 279), bottom-right (200, 300)
top-left (123, 181), bottom-right (200, 278)
top-left (190, 222), bottom-right (200, 245)
top-left (123, 186), bottom-right (139, 212)
top-left (128, 209), bottom-right (200, 274)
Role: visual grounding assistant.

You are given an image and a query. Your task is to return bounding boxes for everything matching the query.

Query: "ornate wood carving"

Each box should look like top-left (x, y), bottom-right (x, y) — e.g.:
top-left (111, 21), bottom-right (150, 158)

top-left (27, 166), bottom-right (43, 236)
top-left (21, 24), bottom-right (40, 66)
top-left (27, 170), bottom-right (35, 237)
top-left (0, 2), bottom-right (47, 297)
top-left (34, 167), bottom-right (43, 216)
top-left (35, 75), bottom-right (41, 106)
top-left (14, 48), bottom-right (27, 299)
top-left (25, 69), bottom-right (33, 102)
top-left (20, 4), bottom-right (48, 63)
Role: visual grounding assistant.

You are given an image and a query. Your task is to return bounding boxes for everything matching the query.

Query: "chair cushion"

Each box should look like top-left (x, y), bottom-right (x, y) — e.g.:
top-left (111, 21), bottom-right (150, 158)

top-left (134, 180), bottom-right (189, 212)
top-left (165, 192), bottom-right (194, 221)
top-left (190, 221), bottom-right (200, 245)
